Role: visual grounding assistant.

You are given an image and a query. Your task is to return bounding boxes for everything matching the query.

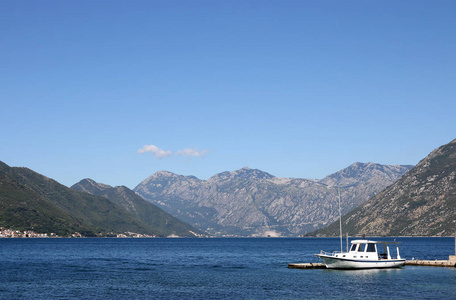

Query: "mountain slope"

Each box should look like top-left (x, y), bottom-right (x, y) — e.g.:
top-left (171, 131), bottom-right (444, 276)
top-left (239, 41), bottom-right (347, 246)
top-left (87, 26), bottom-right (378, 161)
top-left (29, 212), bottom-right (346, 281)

top-left (312, 139), bottom-right (456, 237)
top-left (0, 163), bottom-right (91, 235)
top-left (71, 179), bottom-right (203, 237)
top-left (0, 161), bottom-right (160, 236)
top-left (134, 164), bottom-right (412, 237)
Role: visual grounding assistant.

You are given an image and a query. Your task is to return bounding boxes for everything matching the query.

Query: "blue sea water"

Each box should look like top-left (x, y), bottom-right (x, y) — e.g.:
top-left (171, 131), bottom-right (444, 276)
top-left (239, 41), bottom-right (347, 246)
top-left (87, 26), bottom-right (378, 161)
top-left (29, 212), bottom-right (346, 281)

top-left (1, 237), bottom-right (455, 299)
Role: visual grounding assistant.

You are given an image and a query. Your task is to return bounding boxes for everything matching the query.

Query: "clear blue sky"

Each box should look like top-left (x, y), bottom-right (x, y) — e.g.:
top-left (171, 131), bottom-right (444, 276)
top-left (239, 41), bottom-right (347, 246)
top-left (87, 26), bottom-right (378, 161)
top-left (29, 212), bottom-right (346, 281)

top-left (2, 1), bottom-right (455, 189)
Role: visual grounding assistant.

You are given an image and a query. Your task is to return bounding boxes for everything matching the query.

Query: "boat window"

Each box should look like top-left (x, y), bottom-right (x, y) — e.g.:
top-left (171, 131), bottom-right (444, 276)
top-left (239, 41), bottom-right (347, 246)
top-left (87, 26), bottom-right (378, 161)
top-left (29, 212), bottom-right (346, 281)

top-left (350, 244), bottom-right (358, 251)
top-left (366, 243), bottom-right (376, 252)
top-left (358, 244), bottom-right (365, 252)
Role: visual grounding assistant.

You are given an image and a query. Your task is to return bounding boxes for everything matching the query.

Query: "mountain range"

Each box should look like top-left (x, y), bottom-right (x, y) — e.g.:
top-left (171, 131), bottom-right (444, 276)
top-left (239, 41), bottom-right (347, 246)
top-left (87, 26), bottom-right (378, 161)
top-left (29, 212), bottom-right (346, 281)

top-left (71, 179), bottom-right (203, 237)
top-left (311, 138), bottom-right (456, 237)
top-left (3, 138), bottom-right (454, 238)
top-left (0, 161), bottom-right (200, 237)
top-left (134, 163), bottom-right (412, 236)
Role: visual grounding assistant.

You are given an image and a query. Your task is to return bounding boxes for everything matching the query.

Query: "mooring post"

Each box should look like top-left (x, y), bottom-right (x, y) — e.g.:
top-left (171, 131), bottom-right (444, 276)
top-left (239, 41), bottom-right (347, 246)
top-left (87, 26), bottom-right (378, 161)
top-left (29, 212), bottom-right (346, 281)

top-left (450, 232), bottom-right (456, 262)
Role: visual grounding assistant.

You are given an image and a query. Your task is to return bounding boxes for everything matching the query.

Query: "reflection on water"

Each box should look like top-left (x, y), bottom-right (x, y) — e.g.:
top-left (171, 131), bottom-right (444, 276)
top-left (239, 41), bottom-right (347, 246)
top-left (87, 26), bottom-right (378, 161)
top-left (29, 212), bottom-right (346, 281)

top-left (329, 267), bottom-right (402, 276)
top-left (331, 267), bottom-right (404, 286)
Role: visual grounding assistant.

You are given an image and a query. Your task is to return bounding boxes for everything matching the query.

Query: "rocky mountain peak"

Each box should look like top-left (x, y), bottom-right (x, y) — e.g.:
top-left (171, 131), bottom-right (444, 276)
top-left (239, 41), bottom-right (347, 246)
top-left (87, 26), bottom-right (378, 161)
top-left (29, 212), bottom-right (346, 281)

top-left (143, 171), bottom-right (201, 183)
top-left (321, 162), bottom-right (412, 187)
top-left (208, 167), bottom-right (274, 182)
top-left (71, 178), bottom-right (112, 194)
top-left (135, 162), bottom-right (412, 236)
top-left (153, 170), bottom-right (179, 178)
top-left (232, 167), bottom-right (275, 179)
top-left (137, 171), bottom-right (180, 187)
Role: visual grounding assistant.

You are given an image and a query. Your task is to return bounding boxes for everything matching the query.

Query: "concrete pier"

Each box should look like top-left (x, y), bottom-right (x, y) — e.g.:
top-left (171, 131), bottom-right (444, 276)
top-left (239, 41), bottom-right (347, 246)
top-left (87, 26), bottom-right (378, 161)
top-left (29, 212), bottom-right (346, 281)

top-left (405, 259), bottom-right (456, 267)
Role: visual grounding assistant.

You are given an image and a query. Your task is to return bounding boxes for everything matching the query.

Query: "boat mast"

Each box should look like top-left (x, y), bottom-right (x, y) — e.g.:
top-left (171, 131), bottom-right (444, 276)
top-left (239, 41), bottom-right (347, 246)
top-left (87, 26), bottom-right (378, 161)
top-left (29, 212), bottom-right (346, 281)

top-left (338, 186), bottom-right (343, 253)
top-left (346, 233), bottom-right (349, 253)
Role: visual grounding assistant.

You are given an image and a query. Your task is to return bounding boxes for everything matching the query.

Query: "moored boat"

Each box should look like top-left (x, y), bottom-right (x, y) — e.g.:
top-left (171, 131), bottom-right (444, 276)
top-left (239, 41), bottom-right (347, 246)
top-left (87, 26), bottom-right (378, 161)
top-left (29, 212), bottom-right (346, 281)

top-left (315, 239), bottom-right (405, 269)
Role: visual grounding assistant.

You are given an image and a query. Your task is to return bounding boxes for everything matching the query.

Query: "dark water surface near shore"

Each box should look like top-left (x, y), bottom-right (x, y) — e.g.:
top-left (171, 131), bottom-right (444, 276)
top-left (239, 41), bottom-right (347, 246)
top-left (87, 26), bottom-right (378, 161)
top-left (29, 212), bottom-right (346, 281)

top-left (1, 237), bottom-right (455, 299)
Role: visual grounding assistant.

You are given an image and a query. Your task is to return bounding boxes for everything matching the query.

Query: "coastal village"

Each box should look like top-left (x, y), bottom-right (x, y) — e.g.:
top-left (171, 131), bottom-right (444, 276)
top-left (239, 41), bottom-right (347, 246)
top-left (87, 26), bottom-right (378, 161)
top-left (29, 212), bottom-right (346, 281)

top-left (0, 228), bottom-right (55, 238)
top-left (0, 227), bottom-right (155, 238)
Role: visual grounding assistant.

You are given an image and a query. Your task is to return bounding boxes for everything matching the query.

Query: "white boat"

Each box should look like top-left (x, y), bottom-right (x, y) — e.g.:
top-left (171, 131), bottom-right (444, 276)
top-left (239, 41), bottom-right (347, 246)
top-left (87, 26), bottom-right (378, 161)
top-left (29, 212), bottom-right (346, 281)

top-left (315, 239), bottom-right (406, 269)
top-left (314, 187), bottom-right (405, 269)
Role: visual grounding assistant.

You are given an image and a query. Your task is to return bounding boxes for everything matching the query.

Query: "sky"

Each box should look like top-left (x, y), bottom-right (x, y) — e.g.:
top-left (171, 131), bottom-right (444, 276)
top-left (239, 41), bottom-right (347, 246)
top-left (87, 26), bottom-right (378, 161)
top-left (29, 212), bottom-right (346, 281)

top-left (2, 1), bottom-right (455, 189)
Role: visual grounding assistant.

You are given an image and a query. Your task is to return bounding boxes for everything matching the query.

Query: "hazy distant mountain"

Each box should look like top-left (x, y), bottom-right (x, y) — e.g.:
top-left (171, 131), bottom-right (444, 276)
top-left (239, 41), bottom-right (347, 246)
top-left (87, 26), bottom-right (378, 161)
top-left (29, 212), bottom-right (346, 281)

top-left (71, 179), bottom-right (204, 237)
top-left (312, 139), bottom-right (456, 237)
top-left (0, 161), bottom-right (159, 236)
top-left (134, 164), bottom-right (412, 237)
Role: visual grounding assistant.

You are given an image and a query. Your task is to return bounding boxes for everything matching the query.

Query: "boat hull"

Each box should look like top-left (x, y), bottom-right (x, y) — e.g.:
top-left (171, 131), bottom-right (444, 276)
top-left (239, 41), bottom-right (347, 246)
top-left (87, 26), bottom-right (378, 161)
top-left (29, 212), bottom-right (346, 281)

top-left (315, 254), bottom-right (405, 269)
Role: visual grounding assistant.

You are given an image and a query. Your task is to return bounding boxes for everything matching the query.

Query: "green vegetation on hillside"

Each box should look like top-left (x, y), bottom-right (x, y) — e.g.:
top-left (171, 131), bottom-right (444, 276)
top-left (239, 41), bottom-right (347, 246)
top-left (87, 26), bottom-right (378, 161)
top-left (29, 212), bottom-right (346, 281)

top-left (0, 161), bottom-right (162, 236)
top-left (71, 179), bottom-right (204, 237)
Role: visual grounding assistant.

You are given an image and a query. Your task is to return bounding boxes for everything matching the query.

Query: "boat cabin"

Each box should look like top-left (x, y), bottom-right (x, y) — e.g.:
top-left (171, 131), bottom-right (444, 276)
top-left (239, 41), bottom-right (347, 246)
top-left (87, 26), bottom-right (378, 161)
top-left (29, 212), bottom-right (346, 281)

top-left (344, 240), bottom-right (402, 260)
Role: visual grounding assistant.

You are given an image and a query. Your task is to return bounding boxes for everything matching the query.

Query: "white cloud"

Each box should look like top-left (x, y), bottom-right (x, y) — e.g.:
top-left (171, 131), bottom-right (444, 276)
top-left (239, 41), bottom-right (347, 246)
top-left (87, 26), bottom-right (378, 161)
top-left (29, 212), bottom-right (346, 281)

top-left (137, 145), bottom-right (208, 159)
top-left (137, 145), bottom-right (172, 159)
top-left (176, 148), bottom-right (208, 157)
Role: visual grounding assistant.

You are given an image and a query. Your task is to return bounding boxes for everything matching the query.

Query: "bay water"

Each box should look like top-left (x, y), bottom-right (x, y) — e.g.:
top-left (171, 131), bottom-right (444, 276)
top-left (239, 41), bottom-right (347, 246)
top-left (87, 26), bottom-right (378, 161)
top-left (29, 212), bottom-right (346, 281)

top-left (1, 237), bottom-right (455, 299)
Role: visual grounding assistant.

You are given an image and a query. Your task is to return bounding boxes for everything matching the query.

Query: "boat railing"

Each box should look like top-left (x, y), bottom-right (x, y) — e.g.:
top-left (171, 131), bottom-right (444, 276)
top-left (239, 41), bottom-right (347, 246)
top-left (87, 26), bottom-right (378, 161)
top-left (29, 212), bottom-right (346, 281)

top-left (319, 250), bottom-right (342, 256)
